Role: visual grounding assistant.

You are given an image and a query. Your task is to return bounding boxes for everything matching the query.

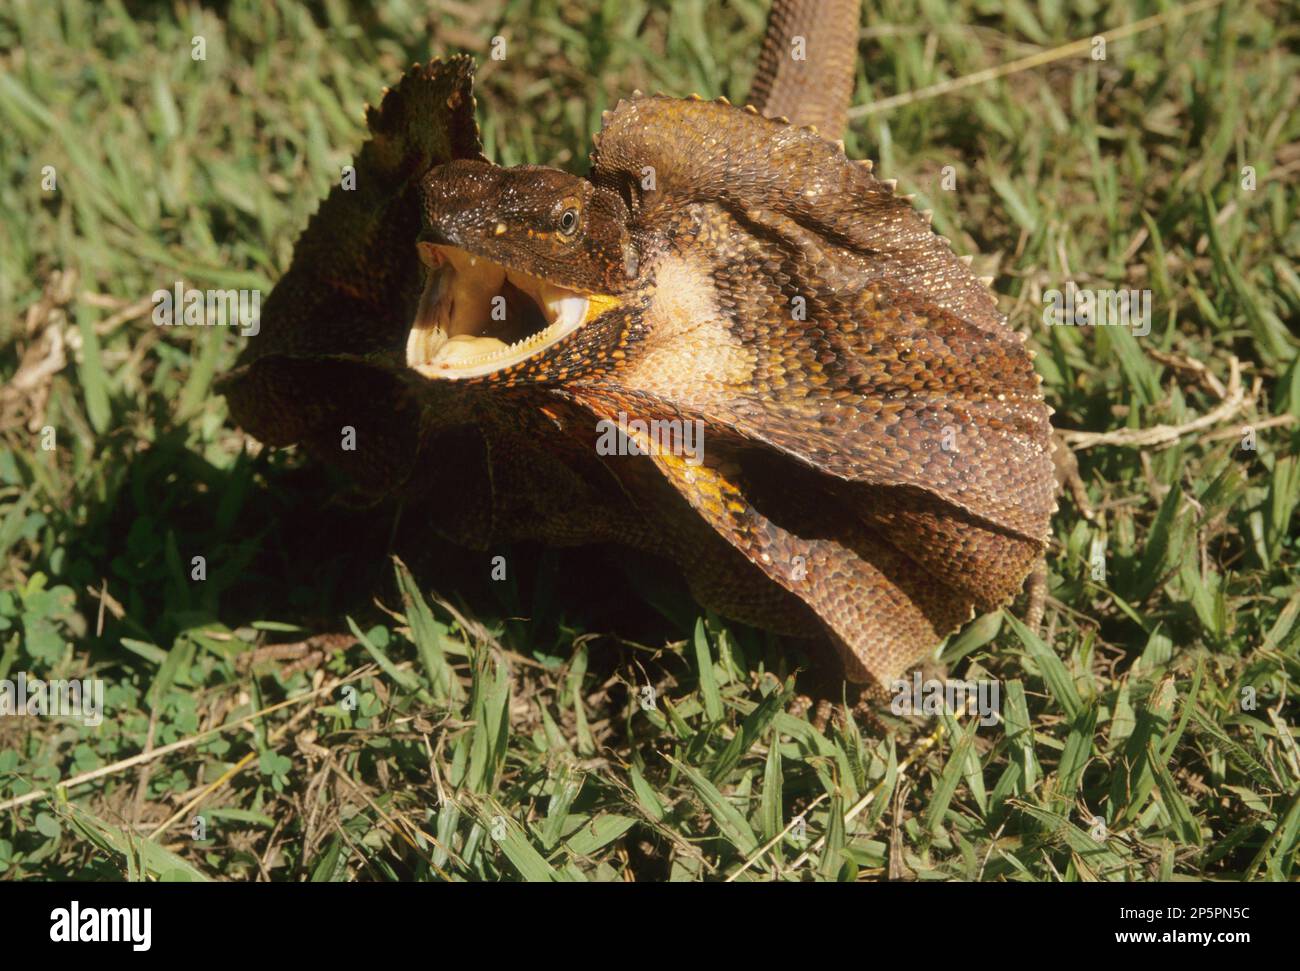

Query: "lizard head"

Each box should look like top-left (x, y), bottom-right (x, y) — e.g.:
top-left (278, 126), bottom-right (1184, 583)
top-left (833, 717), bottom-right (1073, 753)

top-left (407, 158), bottom-right (635, 381)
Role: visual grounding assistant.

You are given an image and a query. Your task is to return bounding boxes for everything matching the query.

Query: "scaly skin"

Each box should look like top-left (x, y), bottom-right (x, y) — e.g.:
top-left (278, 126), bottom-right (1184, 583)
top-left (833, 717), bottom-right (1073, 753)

top-left (220, 6), bottom-right (1055, 691)
top-left (749, 0), bottom-right (862, 137)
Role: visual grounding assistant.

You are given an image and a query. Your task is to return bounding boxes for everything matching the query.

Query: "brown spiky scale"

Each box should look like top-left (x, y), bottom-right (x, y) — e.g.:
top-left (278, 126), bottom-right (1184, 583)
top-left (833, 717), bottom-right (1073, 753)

top-left (221, 55), bottom-right (485, 480)
top-left (221, 45), bottom-right (1054, 690)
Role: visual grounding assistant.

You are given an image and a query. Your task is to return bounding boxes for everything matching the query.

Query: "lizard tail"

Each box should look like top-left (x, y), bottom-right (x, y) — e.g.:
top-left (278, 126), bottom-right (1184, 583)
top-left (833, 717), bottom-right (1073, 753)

top-left (746, 0), bottom-right (861, 141)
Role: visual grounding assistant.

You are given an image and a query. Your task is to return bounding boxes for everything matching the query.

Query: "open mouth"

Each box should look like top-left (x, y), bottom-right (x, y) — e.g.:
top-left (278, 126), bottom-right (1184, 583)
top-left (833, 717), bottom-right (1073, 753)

top-left (405, 242), bottom-right (618, 379)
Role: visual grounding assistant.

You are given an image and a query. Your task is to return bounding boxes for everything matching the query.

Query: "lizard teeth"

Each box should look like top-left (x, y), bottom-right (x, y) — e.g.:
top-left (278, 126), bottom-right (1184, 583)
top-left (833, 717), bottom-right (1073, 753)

top-left (406, 247), bottom-right (613, 380)
top-left (431, 334), bottom-right (514, 367)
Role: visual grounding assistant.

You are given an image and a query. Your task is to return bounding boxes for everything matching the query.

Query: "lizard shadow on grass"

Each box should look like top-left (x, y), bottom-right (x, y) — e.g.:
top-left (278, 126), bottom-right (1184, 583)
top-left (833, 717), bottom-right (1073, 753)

top-left (50, 395), bottom-right (824, 707)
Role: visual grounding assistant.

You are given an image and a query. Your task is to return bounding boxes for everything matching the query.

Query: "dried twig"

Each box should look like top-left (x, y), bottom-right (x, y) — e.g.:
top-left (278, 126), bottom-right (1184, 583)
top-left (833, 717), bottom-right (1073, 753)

top-left (1058, 357), bottom-right (1250, 451)
top-left (0, 666), bottom-right (377, 814)
top-left (849, 0), bottom-right (1228, 118)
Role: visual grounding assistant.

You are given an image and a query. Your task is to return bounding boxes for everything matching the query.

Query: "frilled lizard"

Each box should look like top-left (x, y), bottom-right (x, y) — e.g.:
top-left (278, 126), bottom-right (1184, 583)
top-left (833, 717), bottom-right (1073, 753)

top-left (219, 0), bottom-right (1055, 693)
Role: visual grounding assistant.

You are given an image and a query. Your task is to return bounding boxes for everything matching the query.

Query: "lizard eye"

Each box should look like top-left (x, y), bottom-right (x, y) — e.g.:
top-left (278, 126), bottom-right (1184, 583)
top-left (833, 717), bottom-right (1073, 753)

top-left (558, 207), bottom-right (579, 236)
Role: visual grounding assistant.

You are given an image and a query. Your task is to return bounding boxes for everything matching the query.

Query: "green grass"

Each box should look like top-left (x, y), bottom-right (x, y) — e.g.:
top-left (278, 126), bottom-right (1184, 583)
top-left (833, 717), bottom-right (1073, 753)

top-left (1, 0), bottom-right (1298, 881)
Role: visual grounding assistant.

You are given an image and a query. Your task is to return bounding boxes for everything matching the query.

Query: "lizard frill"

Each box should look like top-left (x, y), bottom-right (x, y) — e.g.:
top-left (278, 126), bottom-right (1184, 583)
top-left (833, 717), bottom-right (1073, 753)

top-left (219, 61), bottom-right (1056, 690)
